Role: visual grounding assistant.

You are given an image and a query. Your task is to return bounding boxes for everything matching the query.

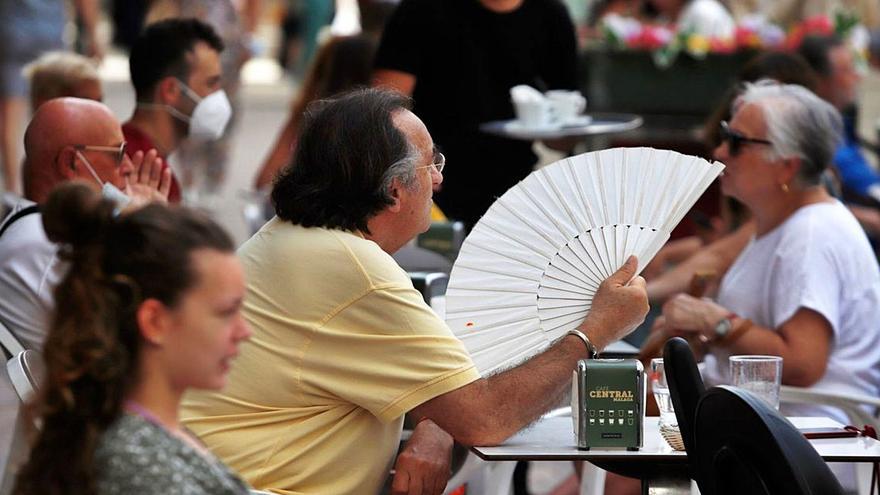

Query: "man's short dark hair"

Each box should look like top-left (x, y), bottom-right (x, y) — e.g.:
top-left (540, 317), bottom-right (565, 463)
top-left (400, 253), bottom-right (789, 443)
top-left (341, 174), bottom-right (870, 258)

top-left (797, 34), bottom-right (844, 78)
top-left (129, 18), bottom-right (224, 101)
top-left (271, 88), bottom-right (417, 234)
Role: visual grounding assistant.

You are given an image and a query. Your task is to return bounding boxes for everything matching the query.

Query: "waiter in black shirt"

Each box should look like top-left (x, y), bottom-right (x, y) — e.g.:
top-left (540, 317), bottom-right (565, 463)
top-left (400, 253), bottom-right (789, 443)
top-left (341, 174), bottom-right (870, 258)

top-left (373, 0), bottom-right (579, 229)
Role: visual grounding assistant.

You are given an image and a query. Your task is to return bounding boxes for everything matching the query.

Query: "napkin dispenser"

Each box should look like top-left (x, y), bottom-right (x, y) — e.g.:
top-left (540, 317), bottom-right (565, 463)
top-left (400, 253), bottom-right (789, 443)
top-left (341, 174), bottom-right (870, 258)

top-left (572, 358), bottom-right (644, 450)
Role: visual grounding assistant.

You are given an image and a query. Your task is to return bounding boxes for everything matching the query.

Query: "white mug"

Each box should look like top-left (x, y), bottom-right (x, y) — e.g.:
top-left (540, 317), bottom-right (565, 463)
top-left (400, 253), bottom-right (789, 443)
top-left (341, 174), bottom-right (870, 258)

top-left (513, 99), bottom-right (552, 129)
top-left (546, 90), bottom-right (586, 124)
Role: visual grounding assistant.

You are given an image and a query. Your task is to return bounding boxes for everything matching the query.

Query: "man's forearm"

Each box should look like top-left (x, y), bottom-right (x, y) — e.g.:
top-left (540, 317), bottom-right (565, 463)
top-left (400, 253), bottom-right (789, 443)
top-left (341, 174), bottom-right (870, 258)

top-left (414, 334), bottom-right (588, 447)
top-left (476, 334), bottom-right (589, 444)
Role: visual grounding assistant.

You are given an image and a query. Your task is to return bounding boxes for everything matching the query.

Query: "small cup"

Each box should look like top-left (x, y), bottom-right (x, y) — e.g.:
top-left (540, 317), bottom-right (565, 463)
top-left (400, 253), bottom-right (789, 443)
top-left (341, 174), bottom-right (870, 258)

top-left (729, 355), bottom-right (783, 410)
top-left (546, 90), bottom-right (587, 124)
top-left (513, 98), bottom-right (552, 129)
top-left (650, 358), bottom-right (677, 430)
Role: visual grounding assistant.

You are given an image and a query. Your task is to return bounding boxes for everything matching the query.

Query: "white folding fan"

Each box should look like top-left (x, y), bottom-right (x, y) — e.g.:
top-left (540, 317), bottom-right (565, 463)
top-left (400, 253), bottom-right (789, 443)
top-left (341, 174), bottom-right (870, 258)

top-left (445, 147), bottom-right (724, 375)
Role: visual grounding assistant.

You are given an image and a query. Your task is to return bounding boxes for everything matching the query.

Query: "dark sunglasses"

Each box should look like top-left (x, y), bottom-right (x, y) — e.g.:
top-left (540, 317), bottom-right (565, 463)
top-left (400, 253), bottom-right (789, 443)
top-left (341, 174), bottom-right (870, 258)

top-left (74, 142), bottom-right (128, 167)
top-left (719, 121), bottom-right (772, 156)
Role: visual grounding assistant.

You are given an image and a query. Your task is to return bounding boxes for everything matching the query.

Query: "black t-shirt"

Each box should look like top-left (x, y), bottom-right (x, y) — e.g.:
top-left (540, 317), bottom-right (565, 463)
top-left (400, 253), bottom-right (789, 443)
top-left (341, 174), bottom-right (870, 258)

top-left (375, 0), bottom-right (578, 226)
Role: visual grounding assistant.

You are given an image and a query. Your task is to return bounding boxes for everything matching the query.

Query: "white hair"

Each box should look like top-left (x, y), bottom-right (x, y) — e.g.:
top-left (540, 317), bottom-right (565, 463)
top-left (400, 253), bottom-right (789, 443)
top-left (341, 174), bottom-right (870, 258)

top-left (733, 79), bottom-right (843, 186)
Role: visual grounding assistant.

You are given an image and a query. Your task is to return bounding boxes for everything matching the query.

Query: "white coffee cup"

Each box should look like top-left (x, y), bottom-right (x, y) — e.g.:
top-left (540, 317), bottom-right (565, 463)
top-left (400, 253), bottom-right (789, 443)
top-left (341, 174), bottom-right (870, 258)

top-left (546, 90), bottom-right (587, 124)
top-left (513, 98), bottom-right (552, 129)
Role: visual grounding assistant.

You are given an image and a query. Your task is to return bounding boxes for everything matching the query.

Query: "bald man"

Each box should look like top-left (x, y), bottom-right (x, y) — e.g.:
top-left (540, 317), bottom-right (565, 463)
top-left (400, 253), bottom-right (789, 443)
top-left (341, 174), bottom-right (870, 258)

top-left (0, 97), bottom-right (169, 351)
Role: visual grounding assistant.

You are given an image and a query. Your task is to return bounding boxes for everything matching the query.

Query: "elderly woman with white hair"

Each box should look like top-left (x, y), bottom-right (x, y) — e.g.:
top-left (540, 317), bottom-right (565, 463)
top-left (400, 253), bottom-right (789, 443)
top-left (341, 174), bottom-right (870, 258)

top-left (659, 81), bottom-right (880, 425)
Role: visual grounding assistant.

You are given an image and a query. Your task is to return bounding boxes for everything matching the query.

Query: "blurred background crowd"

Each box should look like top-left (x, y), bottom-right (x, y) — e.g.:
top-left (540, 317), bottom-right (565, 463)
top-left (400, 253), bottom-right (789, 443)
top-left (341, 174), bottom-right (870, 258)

top-left (0, 0), bottom-right (878, 247)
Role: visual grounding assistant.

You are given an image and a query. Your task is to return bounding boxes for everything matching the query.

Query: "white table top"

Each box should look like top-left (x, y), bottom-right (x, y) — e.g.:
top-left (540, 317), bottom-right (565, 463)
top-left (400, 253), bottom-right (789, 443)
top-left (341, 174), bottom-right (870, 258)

top-left (602, 340), bottom-right (639, 357)
top-left (479, 113), bottom-right (643, 141)
top-left (473, 416), bottom-right (880, 463)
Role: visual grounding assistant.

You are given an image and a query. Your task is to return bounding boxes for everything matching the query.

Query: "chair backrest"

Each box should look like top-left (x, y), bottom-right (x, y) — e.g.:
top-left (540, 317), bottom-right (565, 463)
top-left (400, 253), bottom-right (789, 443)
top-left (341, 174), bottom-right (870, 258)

top-left (780, 385), bottom-right (880, 430)
top-left (694, 385), bottom-right (845, 495)
top-left (409, 272), bottom-right (449, 304)
top-left (417, 221), bottom-right (466, 262)
top-left (0, 319), bottom-right (25, 361)
top-left (662, 337), bottom-right (706, 486)
top-left (6, 350), bottom-right (44, 404)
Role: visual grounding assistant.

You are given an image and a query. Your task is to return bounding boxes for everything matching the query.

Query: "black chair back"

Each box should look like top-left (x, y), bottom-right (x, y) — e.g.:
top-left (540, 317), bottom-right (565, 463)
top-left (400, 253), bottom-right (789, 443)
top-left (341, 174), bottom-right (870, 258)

top-left (694, 386), bottom-right (844, 495)
top-left (662, 337), bottom-right (707, 487)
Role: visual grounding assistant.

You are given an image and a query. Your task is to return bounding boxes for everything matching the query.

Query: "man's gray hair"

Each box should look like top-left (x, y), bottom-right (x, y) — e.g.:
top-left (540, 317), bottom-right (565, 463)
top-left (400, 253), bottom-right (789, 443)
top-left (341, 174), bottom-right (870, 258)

top-left (380, 141), bottom-right (420, 198)
top-left (733, 79), bottom-right (842, 186)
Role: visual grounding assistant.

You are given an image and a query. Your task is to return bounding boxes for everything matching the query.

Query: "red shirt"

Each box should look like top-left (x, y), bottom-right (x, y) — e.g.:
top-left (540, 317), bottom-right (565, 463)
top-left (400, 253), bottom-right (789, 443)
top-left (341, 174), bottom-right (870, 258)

top-left (122, 122), bottom-right (182, 203)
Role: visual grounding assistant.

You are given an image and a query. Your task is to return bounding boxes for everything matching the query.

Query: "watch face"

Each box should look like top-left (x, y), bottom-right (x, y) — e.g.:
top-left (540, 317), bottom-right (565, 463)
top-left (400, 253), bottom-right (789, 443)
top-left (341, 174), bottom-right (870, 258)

top-left (715, 318), bottom-right (733, 338)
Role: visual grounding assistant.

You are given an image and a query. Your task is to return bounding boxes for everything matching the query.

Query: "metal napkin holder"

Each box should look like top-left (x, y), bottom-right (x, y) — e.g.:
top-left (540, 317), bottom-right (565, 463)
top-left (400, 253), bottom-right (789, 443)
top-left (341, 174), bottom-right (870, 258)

top-left (571, 358), bottom-right (645, 450)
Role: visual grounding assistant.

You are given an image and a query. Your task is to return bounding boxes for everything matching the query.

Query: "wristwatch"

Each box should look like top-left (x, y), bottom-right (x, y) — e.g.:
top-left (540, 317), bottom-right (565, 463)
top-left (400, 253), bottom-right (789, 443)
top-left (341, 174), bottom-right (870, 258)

top-left (712, 313), bottom-right (737, 341)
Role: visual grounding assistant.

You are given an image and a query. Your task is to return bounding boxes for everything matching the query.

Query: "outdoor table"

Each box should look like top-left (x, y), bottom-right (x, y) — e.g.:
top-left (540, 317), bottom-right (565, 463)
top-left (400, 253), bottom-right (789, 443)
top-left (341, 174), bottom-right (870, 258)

top-left (479, 113), bottom-right (643, 141)
top-left (600, 340), bottom-right (639, 358)
top-left (472, 415), bottom-right (880, 494)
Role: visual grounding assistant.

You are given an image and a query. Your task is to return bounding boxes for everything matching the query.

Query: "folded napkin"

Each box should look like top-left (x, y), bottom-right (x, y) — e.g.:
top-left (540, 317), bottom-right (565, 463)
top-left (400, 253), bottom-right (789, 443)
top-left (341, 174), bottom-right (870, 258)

top-left (510, 85), bottom-right (546, 104)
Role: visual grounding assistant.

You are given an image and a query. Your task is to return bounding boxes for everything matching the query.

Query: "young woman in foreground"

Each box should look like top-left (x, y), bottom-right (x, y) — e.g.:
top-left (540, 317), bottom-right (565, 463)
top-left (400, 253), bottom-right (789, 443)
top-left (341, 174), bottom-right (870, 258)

top-left (14, 182), bottom-right (252, 494)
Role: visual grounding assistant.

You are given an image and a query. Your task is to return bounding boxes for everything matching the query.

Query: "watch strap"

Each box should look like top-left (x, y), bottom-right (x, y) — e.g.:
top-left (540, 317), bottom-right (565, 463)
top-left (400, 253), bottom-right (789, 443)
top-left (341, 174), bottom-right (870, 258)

top-left (721, 318), bottom-right (754, 346)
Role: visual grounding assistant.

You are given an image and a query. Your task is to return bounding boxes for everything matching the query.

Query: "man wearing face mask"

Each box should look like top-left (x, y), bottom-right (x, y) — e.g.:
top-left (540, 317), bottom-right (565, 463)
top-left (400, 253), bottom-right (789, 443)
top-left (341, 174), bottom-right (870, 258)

top-left (0, 97), bottom-right (170, 351)
top-left (123, 18), bottom-right (229, 204)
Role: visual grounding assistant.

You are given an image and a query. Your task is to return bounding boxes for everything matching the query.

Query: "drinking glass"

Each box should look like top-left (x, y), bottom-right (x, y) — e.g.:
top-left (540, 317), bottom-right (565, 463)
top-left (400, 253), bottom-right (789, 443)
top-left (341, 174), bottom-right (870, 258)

top-left (729, 355), bottom-right (783, 409)
top-left (650, 358), bottom-right (677, 430)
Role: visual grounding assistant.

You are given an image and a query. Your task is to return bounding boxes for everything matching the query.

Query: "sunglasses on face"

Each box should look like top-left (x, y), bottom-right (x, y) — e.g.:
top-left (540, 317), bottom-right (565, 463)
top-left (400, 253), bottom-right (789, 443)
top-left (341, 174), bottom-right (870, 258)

top-left (74, 142), bottom-right (128, 167)
top-left (719, 121), bottom-right (773, 157)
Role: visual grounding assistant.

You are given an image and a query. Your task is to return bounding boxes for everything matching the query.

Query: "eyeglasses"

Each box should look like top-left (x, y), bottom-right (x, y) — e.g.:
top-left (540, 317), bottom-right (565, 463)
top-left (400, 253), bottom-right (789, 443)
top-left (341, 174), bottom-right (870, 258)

top-left (719, 121), bottom-right (772, 157)
top-left (74, 142), bottom-right (128, 167)
top-left (417, 151), bottom-right (445, 174)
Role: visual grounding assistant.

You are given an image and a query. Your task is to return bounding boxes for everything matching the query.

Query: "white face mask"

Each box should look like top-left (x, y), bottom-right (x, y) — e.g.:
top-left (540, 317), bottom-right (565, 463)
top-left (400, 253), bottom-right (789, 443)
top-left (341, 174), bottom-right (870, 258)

top-left (176, 80), bottom-right (232, 141)
top-left (76, 151), bottom-right (131, 213)
top-left (136, 80), bottom-right (232, 141)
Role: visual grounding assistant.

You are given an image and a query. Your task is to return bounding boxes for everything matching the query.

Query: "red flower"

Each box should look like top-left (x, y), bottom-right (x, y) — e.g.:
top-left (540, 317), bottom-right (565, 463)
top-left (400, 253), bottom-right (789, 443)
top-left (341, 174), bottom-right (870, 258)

top-left (785, 15), bottom-right (834, 50)
top-left (627, 25), bottom-right (673, 50)
top-left (710, 37), bottom-right (737, 53)
top-left (802, 15), bottom-right (834, 35)
top-left (734, 26), bottom-right (761, 49)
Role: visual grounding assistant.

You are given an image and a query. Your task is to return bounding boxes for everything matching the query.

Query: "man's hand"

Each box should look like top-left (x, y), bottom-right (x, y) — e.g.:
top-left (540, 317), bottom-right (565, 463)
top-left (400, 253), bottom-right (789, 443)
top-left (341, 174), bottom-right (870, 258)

top-left (126, 149), bottom-right (171, 208)
top-left (391, 419), bottom-right (454, 495)
top-left (580, 256), bottom-right (649, 350)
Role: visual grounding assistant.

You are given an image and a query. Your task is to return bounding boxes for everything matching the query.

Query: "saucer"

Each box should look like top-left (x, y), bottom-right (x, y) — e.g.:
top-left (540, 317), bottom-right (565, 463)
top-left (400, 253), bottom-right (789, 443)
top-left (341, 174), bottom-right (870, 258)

top-left (503, 121), bottom-right (563, 133)
top-left (560, 115), bottom-right (593, 127)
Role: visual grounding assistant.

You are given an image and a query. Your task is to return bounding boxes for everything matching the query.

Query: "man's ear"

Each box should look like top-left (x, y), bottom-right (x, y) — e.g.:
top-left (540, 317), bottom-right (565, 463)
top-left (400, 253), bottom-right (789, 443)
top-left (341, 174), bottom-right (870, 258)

top-left (156, 76), bottom-right (182, 105)
top-left (136, 299), bottom-right (172, 346)
top-left (387, 177), bottom-right (403, 213)
top-left (56, 146), bottom-right (78, 179)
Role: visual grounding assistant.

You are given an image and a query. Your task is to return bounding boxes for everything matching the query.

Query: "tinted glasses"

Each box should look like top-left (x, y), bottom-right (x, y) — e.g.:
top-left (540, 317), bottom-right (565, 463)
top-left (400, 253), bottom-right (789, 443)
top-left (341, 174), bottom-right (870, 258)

top-left (719, 121), bottom-right (772, 157)
top-left (74, 142), bottom-right (128, 167)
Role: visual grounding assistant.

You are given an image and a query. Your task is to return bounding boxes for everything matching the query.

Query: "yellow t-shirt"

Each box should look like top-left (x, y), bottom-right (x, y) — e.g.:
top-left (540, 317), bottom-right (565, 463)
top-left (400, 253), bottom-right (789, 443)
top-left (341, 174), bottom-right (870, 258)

top-left (181, 218), bottom-right (479, 495)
